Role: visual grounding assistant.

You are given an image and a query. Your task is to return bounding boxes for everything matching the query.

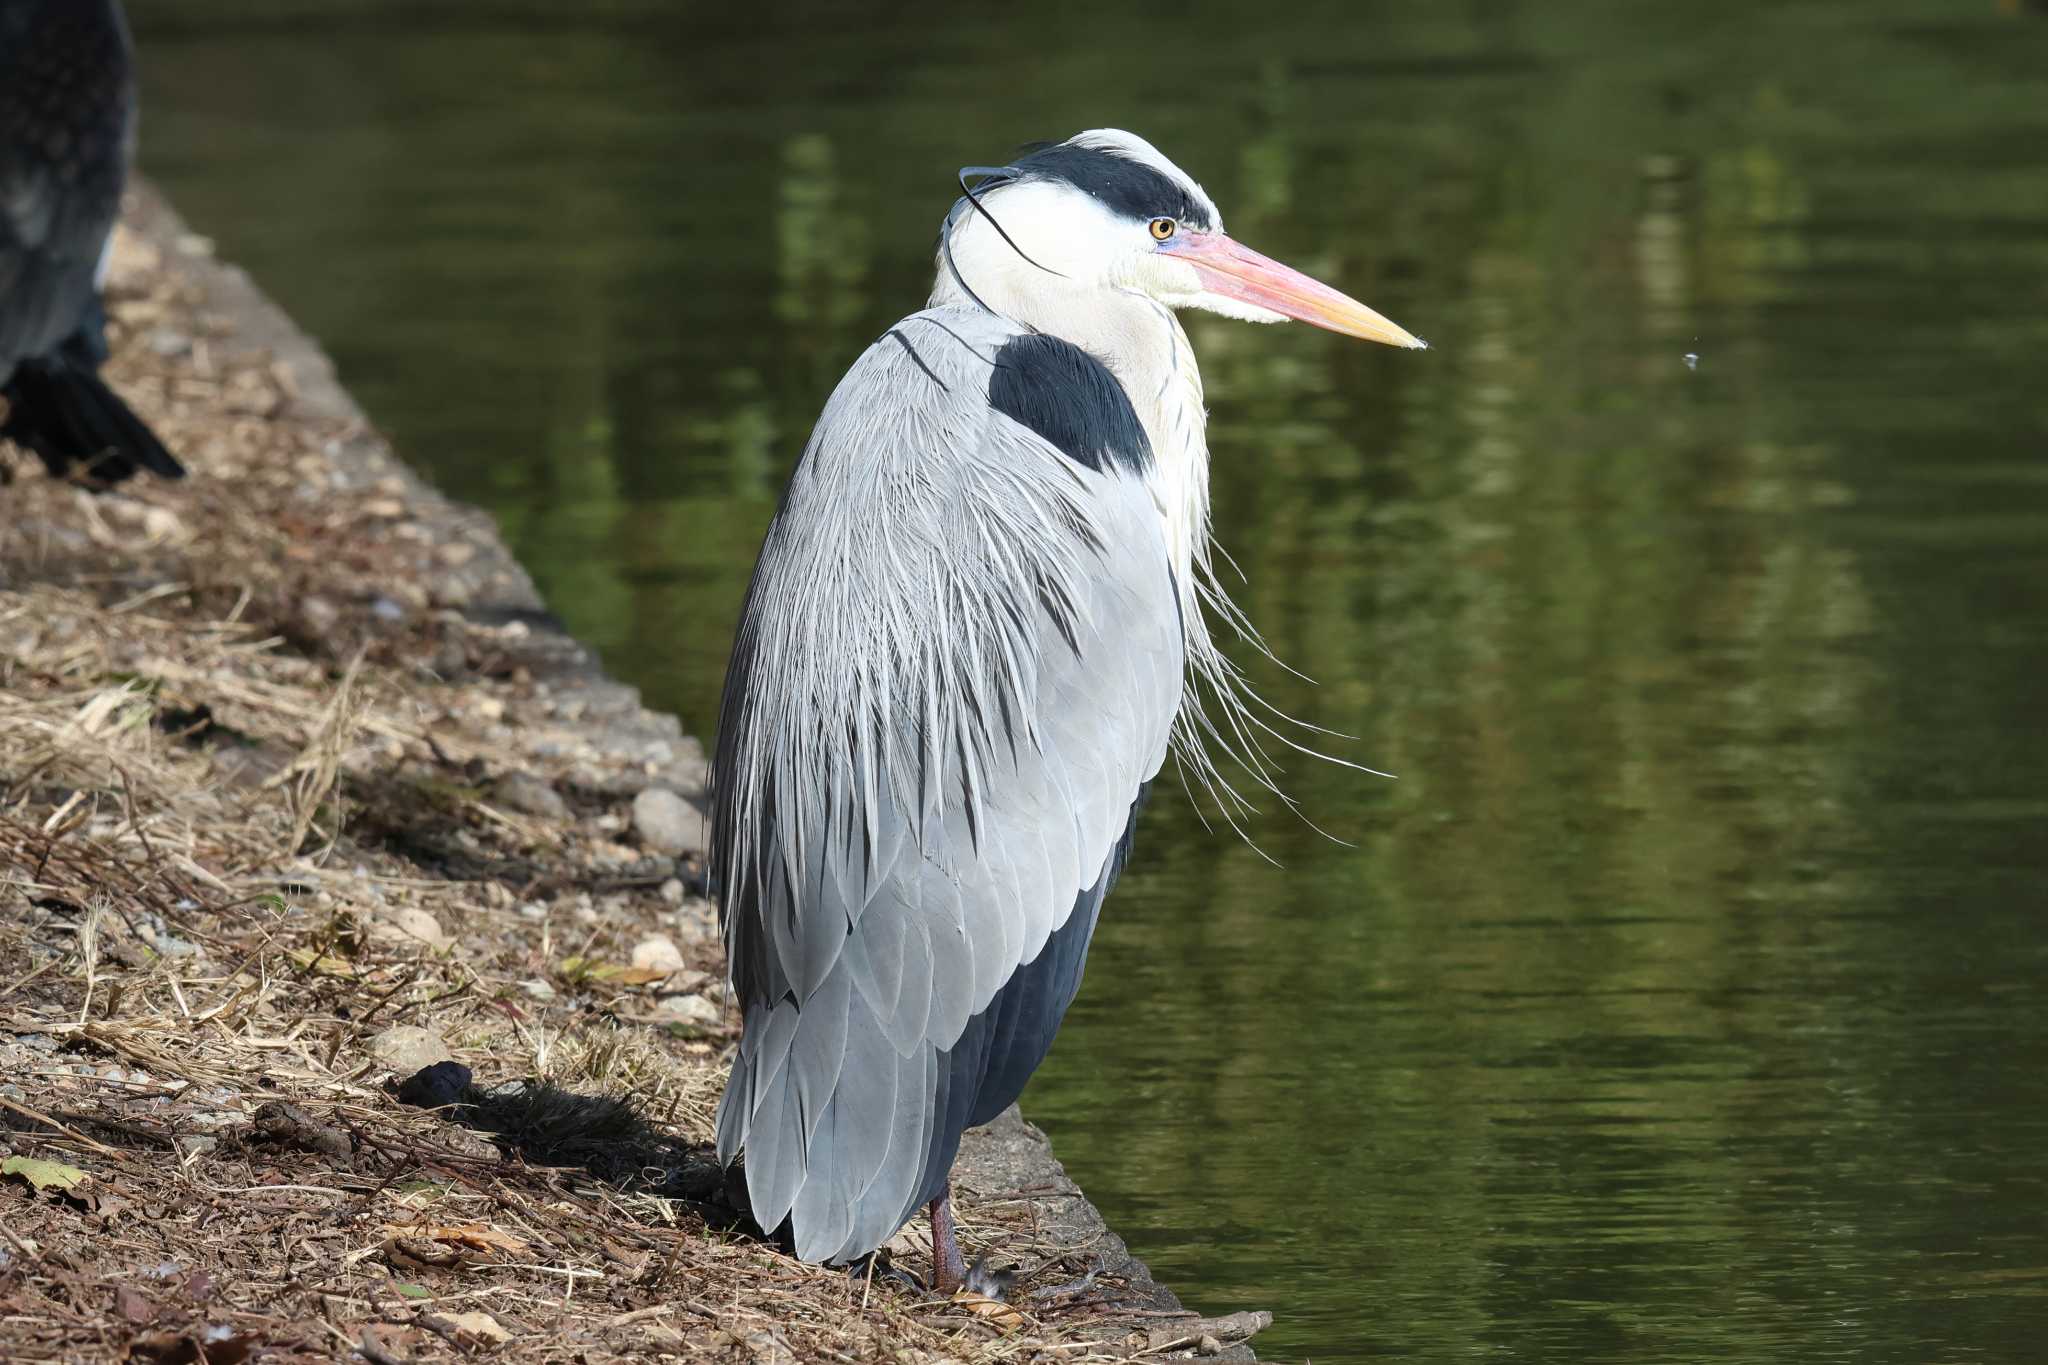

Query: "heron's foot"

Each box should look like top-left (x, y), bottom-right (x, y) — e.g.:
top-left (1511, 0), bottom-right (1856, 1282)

top-left (845, 1249), bottom-right (926, 1293)
top-left (962, 1253), bottom-right (1020, 1301)
top-left (1029, 1255), bottom-right (1109, 1303)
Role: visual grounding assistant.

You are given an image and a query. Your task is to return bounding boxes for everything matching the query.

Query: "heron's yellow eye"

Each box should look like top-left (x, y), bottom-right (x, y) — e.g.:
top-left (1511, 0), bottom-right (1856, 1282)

top-left (1149, 217), bottom-right (1177, 241)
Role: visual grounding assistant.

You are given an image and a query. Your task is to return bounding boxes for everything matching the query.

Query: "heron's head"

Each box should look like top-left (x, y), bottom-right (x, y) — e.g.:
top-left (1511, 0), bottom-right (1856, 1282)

top-left (935, 128), bottom-right (1425, 349)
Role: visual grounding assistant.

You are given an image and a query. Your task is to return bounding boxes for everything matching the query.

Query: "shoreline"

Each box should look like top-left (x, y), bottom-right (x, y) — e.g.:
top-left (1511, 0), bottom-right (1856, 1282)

top-left (0, 182), bottom-right (1265, 1362)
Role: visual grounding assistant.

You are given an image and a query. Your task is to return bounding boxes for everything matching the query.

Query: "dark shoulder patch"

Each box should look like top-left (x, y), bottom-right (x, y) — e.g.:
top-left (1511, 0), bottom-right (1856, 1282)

top-left (1011, 143), bottom-right (1215, 231)
top-left (987, 334), bottom-right (1152, 476)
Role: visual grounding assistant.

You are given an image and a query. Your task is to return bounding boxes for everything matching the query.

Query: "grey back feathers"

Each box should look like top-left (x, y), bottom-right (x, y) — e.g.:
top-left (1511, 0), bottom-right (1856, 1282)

top-left (712, 307), bottom-right (1182, 1261)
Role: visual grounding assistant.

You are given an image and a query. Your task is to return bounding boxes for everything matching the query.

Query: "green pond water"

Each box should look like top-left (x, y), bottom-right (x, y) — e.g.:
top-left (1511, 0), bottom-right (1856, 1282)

top-left (127, 3), bottom-right (2048, 1359)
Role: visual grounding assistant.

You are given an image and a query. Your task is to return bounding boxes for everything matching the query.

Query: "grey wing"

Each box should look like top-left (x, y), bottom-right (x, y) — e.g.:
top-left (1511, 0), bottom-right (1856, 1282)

top-left (0, 0), bottom-right (134, 375)
top-left (712, 309), bottom-right (1183, 1262)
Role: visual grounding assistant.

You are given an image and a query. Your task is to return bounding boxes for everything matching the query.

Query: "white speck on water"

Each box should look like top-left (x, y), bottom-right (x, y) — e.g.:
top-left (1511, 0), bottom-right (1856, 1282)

top-left (1683, 352), bottom-right (1700, 371)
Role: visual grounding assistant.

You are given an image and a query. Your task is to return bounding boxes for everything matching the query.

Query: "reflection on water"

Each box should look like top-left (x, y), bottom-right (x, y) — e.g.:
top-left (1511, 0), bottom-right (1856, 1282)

top-left (129, 2), bottom-right (2048, 1359)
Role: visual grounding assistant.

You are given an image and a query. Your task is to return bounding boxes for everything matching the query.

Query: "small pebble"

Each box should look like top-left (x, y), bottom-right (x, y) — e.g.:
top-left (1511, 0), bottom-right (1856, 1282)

top-left (370, 907), bottom-right (445, 948)
top-left (299, 595), bottom-right (340, 637)
top-left (488, 771), bottom-right (568, 821)
top-left (149, 927), bottom-right (202, 959)
top-left (632, 787), bottom-right (706, 857)
top-left (431, 634), bottom-right (468, 678)
top-left (147, 328), bottom-right (191, 358)
top-left (367, 1025), bottom-right (453, 1074)
top-left (657, 994), bottom-right (721, 1025)
top-left (631, 934), bottom-right (686, 975)
top-left (674, 897), bottom-right (718, 944)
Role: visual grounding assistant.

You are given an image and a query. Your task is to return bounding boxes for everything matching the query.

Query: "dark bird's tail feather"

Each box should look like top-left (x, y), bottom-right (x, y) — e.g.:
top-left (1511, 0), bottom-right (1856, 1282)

top-left (1, 353), bottom-right (183, 485)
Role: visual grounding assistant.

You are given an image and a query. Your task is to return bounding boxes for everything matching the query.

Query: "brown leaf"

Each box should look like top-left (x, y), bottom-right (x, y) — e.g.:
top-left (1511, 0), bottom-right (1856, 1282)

top-left (126, 1326), bottom-right (251, 1365)
top-left (599, 1238), bottom-right (649, 1273)
top-left (381, 1221), bottom-right (530, 1269)
top-left (249, 1100), bottom-right (352, 1164)
top-left (952, 1289), bottom-right (1026, 1332)
top-left (115, 1285), bottom-right (157, 1324)
top-left (126, 1332), bottom-right (197, 1365)
top-left (384, 1235), bottom-right (464, 1271)
top-left (438, 1310), bottom-right (511, 1346)
top-left (203, 1326), bottom-right (253, 1365)
top-left (284, 946), bottom-right (353, 977)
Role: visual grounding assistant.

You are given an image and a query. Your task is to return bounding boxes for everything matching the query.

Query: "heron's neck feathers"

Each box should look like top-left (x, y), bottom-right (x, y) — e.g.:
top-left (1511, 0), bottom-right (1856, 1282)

top-left (928, 265), bottom-right (1297, 835)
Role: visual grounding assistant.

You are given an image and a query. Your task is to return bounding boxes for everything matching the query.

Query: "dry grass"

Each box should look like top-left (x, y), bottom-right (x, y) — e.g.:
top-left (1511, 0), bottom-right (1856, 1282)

top-left (0, 209), bottom-right (1258, 1363)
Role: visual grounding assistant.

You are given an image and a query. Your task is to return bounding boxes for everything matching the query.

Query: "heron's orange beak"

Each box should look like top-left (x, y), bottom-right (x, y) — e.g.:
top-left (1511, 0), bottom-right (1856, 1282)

top-left (1159, 232), bottom-right (1426, 349)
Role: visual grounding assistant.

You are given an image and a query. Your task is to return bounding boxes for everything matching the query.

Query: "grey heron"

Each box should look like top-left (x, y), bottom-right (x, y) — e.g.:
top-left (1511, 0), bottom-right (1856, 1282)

top-left (712, 129), bottom-right (1422, 1289)
top-left (0, 0), bottom-right (183, 485)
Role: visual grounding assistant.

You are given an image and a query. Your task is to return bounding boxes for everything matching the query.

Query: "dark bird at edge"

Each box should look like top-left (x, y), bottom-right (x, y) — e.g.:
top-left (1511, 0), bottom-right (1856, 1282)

top-left (0, 0), bottom-right (182, 486)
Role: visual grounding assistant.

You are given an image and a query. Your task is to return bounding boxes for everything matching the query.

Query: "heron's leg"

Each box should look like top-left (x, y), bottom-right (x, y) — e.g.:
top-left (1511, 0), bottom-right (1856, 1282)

top-left (928, 1183), bottom-right (968, 1294)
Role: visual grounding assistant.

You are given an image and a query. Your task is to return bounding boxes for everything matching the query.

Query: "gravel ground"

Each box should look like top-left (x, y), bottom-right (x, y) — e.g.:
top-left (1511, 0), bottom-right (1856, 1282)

top-left (0, 185), bottom-right (1265, 1364)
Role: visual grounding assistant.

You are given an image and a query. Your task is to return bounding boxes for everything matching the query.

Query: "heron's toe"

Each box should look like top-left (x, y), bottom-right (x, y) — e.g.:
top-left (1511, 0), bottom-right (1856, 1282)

top-left (1028, 1256), bottom-right (1108, 1303)
top-left (962, 1253), bottom-right (1021, 1302)
top-left (845, 1251), bottom-right (927, 1294)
